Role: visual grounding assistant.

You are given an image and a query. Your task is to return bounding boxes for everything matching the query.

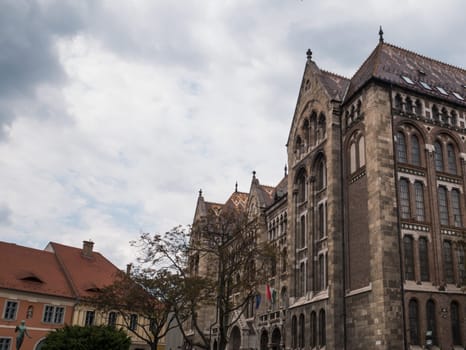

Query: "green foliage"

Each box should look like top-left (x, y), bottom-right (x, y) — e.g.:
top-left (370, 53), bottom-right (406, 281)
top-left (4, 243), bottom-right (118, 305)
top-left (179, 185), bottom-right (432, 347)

top-left (41, 325), bottom-right (131, 350)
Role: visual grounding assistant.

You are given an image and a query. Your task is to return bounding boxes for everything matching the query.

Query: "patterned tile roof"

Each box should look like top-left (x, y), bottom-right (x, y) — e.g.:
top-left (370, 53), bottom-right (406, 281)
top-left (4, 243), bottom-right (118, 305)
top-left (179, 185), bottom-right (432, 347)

top-left (345, 42), bottom-right (466, 105)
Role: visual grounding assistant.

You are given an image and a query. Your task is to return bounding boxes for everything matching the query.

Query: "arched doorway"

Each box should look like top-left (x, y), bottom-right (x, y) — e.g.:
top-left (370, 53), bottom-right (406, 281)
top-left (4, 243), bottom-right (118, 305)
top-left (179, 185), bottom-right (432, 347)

top-left (260, 330), bottom-right (268, 350)
top-left (271, 328), bottom-right (281, 350)
top-left (34, 339), bottom-right (46, 350)
top-left (229, 326), bottom-right (241, 350)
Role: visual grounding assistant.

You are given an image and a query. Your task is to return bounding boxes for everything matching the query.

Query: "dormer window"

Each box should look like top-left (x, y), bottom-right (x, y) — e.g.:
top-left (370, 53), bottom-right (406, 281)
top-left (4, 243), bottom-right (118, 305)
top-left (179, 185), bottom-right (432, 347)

top-left (436, 86), bottom-right (448, 95)
top-left (401, 75), bottom-right (415, 84)
top-left (419, 81), bottom-right (432, 90)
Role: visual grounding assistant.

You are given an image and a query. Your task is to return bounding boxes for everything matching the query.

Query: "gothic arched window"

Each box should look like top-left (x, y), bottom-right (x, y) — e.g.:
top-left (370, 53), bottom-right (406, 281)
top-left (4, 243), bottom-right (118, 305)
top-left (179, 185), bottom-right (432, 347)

top-left (397, 132), bottom-right (407, 163)
top-left (298, 314), bottom-right (305, 348)
top-left (411, 135), bottom-right (421, 166)
top-left (447, 144), bottom-right (457, 174)
top-left (310, 311), bottom-right (317, 348)
top-left (404, 235), bottom-right (415, 280)
top-left (434, 142), bottom-right (443, 172)
top-left (426, 300), bottom-right (437, 345)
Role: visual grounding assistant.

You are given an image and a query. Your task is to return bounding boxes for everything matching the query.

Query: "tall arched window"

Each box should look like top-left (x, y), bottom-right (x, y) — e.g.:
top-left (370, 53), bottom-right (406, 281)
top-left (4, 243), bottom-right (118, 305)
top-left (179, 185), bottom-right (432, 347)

top-left (399, 179), bottom-right (410, 219)
top-left (419, 237), bottom-right (430, 281)
top-left (406, 97), bottom-right (413, 113)
top-left (296, 170), bottom-right (306, 203)
top-left (408, 299), bottom-right (420, 345)
top-left (318, 203), bottom-right (325, 239)
top-left (298, 314), bottom-right (305, 348)
top-left (414, 182), bottom-right (425, 222)
top-left (299, 262), bottom-right (305, 296)
top-left (451, 301), bottom-right (461, 345)
top-left (300, 215), bottom-right (306, 248)
top-left (310, 311), bottom-right (317, 348)
top-left (447, 144), bottom-right (457, 174)
top-left (303, 119), bottom-right (310, 148)
top-left (443, 241), bottom-right (454, 284)
top-left (434, 142), bottom-right (443, 171)
top-left (291, 315), bottom-right (297, 349)
top-left (358, 136), bottom-right (366, 167)
top-left (451, 189), bottom-right (462, 227)
top-left (426, 300), bottom-right (437, 345)
top-left (404, 236), bottom-right (415, 280)
top-left (316, 158), bottom-right (326, 190)
top-left (350, 142), bottom-right (357, 173)
top-left (318, 309), bottom-right (326, 347)
top-left (438, 186), bottom-right (449, 225)
top-left (451, 111), bottom-right (458, 126)
top-left (397, 132), bottom-right (408, 163)
top-left (318, 113), bottom-right (326, 140)
top-left (411, 135), bottom-right (421, 166)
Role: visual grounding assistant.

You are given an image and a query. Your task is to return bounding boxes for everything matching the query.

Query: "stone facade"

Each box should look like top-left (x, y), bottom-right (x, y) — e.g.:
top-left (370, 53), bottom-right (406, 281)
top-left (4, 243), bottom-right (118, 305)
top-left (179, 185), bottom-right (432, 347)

top-left (190, 39), bottom-right (466, 350)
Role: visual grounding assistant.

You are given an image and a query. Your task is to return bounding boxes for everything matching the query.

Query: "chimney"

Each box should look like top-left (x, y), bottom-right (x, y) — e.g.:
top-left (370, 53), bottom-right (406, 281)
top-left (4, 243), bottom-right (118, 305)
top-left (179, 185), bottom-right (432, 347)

top-left (82, 240), bottom-right (94, 258)
top-left (126, 263), bottom-right (132, 275)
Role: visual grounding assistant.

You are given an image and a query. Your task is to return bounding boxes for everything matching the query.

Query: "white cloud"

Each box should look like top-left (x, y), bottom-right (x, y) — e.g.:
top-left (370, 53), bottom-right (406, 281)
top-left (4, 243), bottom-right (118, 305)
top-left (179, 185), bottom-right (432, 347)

top-left (0, 0), bottom-right (465, 267)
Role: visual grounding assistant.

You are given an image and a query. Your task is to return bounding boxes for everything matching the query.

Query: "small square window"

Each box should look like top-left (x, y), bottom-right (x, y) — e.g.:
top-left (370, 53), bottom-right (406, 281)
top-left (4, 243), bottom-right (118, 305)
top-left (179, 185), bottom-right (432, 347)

top-left (419, 81), bottom-right (432, 90)
top-left (401, 75), bottom-right (415, 84)
top-left (3, 301), bottom-right (18, 320)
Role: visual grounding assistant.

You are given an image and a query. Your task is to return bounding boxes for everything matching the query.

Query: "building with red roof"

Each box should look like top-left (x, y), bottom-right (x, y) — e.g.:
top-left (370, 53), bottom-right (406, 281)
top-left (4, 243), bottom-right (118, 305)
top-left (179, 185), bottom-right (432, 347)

top-left (0, 240), bottom-right (152, 350)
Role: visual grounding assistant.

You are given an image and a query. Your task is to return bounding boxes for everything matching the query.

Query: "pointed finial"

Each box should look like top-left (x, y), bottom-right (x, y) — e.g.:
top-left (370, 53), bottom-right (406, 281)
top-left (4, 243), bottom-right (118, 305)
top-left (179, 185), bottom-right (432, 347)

top-left (284, 164), bottom-right (288, 176)
top-left (199, 189), bottom-right (203, 197)
top-left (235, 182), bottom-right (238, 193)
top-left (252, 170), bottom-right (256, 179)
top-left (306, 48), bottom-right (313, 60)
top-left (379, 26), bottom-right (384, 43)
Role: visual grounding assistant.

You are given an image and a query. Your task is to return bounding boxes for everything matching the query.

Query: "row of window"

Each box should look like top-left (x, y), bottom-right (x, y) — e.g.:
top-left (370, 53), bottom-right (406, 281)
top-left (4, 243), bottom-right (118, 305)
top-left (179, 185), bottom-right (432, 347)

top-left (296, 254), bottom-right (328, 297)
top-left (267, 212), bottom-right (287, 241)
top-left (2, 302), bottom-right (139, 331)
top-left (396, 130), bottom-right (461, 174)
top-left (398, 179), bottom-right (463, 228)
top-left (295, 159), bottom-right (326, 203)
top-left (404, 236), bottom-right (465, 285)
top-left (294, 112), bottom-right (327, 157)
top-left (2, 301), bottom-right (65, 324)
top-left (291, 310), bottom-right (326, 349)
top-left (408, 299), bottom-right (462, 346)
top-left (394, 93), bottom-right (464, 127)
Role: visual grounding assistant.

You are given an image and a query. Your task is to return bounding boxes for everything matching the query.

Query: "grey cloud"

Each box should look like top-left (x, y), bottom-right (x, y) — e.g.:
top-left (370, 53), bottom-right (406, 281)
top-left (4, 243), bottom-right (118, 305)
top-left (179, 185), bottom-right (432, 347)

top-left (0, 0), bottom-right (91, 139)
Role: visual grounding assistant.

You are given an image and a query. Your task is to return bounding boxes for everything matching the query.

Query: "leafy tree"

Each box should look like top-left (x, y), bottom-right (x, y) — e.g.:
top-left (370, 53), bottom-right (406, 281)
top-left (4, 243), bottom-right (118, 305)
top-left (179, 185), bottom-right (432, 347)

top-left (92, 267), bottom-right (179, 350)
top-left (139, 208), bottom-right (275, 350)
top-left (41, 325), bottom-right (131, 350)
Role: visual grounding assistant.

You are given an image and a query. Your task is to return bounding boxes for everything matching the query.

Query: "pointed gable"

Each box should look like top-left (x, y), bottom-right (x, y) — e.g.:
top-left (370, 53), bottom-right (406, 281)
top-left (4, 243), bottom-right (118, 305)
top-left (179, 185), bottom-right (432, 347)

top-left (345, 42), bottom-right (466, 105)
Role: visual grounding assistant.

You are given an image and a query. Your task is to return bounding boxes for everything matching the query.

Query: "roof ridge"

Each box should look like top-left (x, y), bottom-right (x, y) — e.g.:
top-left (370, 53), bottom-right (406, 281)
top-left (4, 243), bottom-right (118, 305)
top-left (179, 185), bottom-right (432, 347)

top-left (349, 43), bottom-right (381, 80)
top-left (321, 69), bottom-right (350, 81)
top-left (49, 242), bottom-right (80, 298)
top-left (384, 42), bottom-right (466, 74)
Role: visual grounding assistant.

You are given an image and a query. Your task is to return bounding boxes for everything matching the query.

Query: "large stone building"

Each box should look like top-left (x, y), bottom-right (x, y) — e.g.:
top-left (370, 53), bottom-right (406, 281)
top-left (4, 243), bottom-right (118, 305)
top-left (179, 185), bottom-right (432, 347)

top-left (190, 33), bottom-right (466, 350)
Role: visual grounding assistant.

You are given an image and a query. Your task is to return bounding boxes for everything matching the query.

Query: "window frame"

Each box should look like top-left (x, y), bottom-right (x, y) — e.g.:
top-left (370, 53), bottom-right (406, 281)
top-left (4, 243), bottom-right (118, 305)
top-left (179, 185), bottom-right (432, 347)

top-left (42, 305), bottom-right (65, 324)
top-left (0, 338), bottom-right (12, 350)
top-left (3, 300), bottom-right (18, 321)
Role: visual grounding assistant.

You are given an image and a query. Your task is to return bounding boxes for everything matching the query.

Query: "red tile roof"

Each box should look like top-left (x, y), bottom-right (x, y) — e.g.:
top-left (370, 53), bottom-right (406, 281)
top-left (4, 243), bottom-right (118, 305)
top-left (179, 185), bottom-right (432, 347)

top-left (0, 241), bottom-right (74, 298)
top-left (47, 242), bottom-right (120, 299)
top-left (0, 240), bottom-right (121, 300)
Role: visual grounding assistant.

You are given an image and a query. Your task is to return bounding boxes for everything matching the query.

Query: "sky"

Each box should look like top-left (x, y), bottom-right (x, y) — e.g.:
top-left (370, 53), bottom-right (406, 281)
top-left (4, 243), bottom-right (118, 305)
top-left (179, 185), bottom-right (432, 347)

top-left (1, 0), bottom-right (466, 268)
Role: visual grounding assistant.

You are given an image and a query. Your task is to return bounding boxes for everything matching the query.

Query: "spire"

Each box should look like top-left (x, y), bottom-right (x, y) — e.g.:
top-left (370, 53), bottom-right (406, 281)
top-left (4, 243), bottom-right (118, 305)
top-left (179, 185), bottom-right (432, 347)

top-left (306, 48), bottom-right (313, 61)
top-left (284, 164), bottom-right (288, 176)
top-left (252, 170), bottom-right (256, 179)
top-left (378, 26), bottom-right (384, 44)
top-left (198, 189), bottom-right (203, 197)
top-left (235, 182), bottom-right (238, 193)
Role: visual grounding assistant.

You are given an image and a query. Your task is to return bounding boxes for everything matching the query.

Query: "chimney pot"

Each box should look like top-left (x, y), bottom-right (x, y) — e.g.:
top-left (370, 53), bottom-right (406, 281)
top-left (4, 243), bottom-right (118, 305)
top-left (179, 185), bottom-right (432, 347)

top-left (82, 240), bottom-right (94, 258)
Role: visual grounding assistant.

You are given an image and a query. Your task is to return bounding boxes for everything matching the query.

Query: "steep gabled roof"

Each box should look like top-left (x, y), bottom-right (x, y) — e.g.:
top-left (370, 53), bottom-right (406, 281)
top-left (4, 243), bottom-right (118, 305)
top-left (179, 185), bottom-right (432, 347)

top-left (46, 242), bottom-right (120, 299)
top-left (345, 42), bottom-right (466, 105)
top-left (320, 70), bottom-right (350, 102)
top-left (224, 191), bottom-right (248, 211)
top-left (0, 241), bottom-right (74, 298)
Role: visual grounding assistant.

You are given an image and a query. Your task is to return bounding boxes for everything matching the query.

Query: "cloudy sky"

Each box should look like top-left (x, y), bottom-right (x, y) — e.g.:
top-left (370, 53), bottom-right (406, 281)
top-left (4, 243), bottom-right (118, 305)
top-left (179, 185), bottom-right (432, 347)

top-left (1, 0), bottom-right (465, 268)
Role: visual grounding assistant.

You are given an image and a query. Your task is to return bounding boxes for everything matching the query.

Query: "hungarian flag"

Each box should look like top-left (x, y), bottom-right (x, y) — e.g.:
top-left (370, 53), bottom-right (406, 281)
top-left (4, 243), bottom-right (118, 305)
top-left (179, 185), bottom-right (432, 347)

top-left (266, 284), bottom-right (272, 301)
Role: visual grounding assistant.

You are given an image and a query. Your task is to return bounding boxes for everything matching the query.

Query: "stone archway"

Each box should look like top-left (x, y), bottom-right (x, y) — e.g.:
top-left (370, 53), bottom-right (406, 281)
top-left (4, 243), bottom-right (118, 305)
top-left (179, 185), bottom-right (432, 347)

top-left (260, 330), bottom-right (268, 350)
top-left (229, 326), bottom-right (241, 350)
top-left (271, 328), bottom-right (281, 350)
